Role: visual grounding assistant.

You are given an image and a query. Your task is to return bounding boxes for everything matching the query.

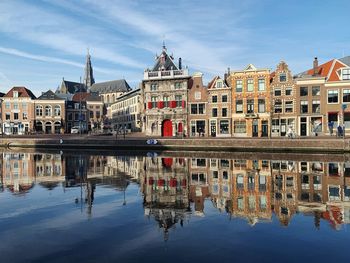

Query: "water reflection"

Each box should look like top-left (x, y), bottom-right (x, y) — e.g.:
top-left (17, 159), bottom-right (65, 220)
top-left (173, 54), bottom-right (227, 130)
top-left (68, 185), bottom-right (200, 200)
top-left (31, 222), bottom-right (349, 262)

top-left (1, 151), bottom-right (350, 233)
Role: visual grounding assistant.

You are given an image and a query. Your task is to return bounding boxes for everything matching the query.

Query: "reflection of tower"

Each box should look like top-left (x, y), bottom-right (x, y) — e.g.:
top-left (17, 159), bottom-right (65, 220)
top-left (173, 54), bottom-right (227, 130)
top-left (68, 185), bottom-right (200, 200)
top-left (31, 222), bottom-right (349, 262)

top-left (85, 181), bottom-right (96, 216)
top-left (142, 156), bottom-right (189, 240)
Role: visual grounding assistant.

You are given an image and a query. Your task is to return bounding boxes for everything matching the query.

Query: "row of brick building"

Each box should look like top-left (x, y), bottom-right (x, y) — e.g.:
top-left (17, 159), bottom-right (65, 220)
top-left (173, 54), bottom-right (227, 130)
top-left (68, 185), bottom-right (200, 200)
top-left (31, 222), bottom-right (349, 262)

top-left (141, 45), bottom-right (350, 137)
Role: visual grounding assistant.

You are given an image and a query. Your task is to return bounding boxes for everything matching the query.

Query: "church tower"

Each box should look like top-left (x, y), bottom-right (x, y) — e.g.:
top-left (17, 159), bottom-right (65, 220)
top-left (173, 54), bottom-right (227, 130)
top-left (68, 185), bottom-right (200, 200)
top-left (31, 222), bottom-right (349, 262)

top-left (84, 48), bottom-right (95, 89)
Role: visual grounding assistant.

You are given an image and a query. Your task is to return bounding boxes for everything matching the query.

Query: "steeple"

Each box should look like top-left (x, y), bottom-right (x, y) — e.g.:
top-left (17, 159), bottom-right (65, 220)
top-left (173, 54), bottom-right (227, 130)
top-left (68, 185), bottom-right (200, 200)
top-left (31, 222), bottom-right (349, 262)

top-left (84, 48), bottom-right (95, 89)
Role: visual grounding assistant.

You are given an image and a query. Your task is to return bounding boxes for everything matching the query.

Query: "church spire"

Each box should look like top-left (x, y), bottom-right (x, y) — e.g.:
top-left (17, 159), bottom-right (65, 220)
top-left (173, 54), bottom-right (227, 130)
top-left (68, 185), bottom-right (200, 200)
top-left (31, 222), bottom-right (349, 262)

top-left (84, 48), bottom-right (95, 89)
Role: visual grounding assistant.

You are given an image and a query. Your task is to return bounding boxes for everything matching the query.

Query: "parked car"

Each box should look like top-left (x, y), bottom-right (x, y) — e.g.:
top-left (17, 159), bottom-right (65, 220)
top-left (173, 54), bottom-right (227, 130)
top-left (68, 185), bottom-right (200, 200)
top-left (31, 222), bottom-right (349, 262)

top-left (71, 126), bottom-right (82, 134)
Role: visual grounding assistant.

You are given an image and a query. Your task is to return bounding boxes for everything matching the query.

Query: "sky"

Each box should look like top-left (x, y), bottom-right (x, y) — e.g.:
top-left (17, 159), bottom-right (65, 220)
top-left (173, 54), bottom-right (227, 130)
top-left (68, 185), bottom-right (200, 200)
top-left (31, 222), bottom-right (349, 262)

top-left (0, 0), bottom-right (349, 96)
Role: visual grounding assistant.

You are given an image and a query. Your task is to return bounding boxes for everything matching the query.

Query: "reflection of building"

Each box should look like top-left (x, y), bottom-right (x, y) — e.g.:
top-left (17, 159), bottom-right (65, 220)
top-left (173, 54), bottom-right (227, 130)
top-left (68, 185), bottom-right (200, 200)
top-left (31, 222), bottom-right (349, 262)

top-left (34, 153), bottom-right (65, 189)
top-left (142, 44), bottom-right (190, 137)
top-left (271, 161), bottom-right (298, 226)
top-left (141, 156), bottom-right (189, 239)
top-left (231, 159), bottom-right (272, 225)
top-left (2, 153), bottom-right (35, 193)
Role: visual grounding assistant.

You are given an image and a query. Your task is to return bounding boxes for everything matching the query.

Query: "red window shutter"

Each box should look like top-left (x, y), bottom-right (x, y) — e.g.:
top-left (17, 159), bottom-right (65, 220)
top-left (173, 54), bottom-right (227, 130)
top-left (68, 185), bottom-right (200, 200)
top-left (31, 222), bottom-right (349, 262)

top-left (182, 100), bottom-right (185, 108)
top-left (147, 102), bottom-right (152, 109)
top-left (170, 101), bottom-right (176, 108)
top-left (158, 101), bottom-right (164, 109)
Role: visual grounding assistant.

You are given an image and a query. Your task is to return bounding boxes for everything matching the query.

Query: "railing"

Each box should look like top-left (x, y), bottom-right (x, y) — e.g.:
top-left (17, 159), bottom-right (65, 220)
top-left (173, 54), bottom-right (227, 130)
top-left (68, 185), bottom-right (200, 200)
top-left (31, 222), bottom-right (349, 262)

top-left (144, 69), bottom-right (189, 80)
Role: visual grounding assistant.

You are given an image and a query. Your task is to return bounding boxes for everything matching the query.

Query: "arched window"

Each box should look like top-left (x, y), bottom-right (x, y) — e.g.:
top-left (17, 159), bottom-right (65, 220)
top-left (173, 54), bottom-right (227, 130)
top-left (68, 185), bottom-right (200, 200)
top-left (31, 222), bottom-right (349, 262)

top-left (36, 105), bottom-right (43, 116)
top-left (45, 106), bottom-right (52, 116)
top-left (54, 105), bottom-right (61, 116)
top-left (112, 94), bottom-right (115, 102)
top-left (106, 95), bottom-right (110, 104)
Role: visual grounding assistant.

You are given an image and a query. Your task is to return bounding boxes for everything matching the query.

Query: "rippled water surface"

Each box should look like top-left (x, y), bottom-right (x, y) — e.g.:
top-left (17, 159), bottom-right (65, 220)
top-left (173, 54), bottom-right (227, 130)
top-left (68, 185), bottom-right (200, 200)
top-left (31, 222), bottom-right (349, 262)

top-left (0, 151), bottom-right (350, 263)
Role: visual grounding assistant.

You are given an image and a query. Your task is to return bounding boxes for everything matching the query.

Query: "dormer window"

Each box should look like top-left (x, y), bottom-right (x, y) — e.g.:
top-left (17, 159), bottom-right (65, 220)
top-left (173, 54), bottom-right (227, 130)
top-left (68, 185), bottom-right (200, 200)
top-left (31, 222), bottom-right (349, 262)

top-left (13, 91), bottom-right (18, 98)
top-left (216, 81), bottom-right (223, 89)
top-left (342, 68), bottom-right (350, 80)
top-left (279, 73), bottom-right (287, 82)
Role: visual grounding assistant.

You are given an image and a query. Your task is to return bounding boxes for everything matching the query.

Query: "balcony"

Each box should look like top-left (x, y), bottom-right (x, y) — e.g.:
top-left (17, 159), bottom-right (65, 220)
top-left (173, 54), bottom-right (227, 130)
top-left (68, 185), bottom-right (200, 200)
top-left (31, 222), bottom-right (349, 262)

top-left (144, 69), bottom-right (189, 80)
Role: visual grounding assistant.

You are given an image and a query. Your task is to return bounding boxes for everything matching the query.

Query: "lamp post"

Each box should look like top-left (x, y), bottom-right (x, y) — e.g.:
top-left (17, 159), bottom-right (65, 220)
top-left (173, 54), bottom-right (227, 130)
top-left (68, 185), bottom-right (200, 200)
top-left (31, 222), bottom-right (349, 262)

top-left (0, 98), bottom-right (3, 137)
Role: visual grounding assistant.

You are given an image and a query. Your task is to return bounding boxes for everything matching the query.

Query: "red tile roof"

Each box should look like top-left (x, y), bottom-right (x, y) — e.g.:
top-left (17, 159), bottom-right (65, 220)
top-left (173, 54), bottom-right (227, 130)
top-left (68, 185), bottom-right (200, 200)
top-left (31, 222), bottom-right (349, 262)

top-left (306, 59), bottom-right (347, 81)
top-left (4, 86), bottom-right (36, 99)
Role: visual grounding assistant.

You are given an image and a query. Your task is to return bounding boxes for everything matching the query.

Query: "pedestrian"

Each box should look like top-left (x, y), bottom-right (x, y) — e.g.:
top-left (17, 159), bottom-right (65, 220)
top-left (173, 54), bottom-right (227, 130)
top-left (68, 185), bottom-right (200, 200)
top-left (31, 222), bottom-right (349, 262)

top-left (337, 125), bottom-right (343, 138)
top-left (328, 121), bottom-right (334, 136)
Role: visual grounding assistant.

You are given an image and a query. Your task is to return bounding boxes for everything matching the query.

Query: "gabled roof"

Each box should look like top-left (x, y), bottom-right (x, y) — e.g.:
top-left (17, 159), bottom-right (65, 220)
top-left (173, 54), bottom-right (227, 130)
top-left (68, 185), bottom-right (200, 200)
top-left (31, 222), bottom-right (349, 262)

top-left (151, 45), bottom-right (179, 71)
top-left (90, 79), bottom-right (131, 93)
top-left (339, 56), bottom-right (350, 67)
top-left (60, 80), bottom-right (86, 94)
top-left (207, 76), bottom-right (229, 89)
top-left (72, 92), bottom-right (102, 102)
top-left (4, 86), bottom-right (36, 99)
top-left (304, 59), bottom-right (348, 81)
top-left (244, 64), bottom-right (257, 71)
top-left (37, 90), bottom-right (63, 100)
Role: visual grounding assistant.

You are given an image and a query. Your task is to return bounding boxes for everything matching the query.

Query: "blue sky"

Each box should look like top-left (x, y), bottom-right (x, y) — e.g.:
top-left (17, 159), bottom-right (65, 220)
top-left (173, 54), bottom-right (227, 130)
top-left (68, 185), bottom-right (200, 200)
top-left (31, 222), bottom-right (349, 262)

top-left (0, 0), bottom-right (349, 96)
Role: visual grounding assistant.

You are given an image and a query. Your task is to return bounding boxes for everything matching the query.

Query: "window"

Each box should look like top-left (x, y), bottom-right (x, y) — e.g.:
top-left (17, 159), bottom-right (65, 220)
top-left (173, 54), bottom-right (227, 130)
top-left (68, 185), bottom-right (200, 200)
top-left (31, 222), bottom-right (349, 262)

top-left (285, 101), bottom-right (293, 113)
top-left (222, 94), bottom-right (228, 102)
top-left (274, 89), bottom-right (281, 96)
top-left (163, 96), bottom-right (170, 108)
top-left (220, 120), bottom-right (229, 134)
top-left (343, 89), bottom-right (350, 103)
top-left (175, 95), bottom-right (182, 107)
top-left (274, 100), bottom-right (282, 113)
top-left (13, 103), bottom-right (18, 109)
top-left (234, 121), bottom-right (246, 133)
top-left (68, 113), bottom-right (73, 121)
top-left (312, 86), bottom-right (320, 96)
top-left (222, 108), bottom-right (227, 117)
top-left (247, 79), bottom-right (254, 92)
top-left (151, 96), bottom-right (157, 108)
top-left (22, 103), bottom-right (27, 109)
top-left (198, 104), bottom-right (205, 114)
top-left (258, 99), bottom-right (265, 113)
top-left (191, 104), bottom-right (198, 114)
top-left (150, 83), bottom-right (158, 91)
top-left (54, 105), bottom-right (61, 116)
top-left (195, 92), bottom-right (201, 100)
top-left (5, 102), bottom-right (10, 109)
top-left (36, 105), bottom-right (43, 116)
top-left (279, 73), bottom-right (287, 82)
top-left (90, 111), bottom-right (94, 118)
top-left (247, 99), bottom-right (254, 113)
top-left (216, 81), bottom-right (223, 88)
top-left (236, 80), bottom-right (242, 92)
top-left (258, 79), bottom-right (265, 91)
top-left (285, 87), bottom-right (293, 96)
top-left (328, 90), bottom-right (338, 103)
top-left (14, 112), bottom-right (19, 120)
top-left (212, 95), bottom-right (217, 103)
top-left (13, 91), bottom-right (18, 98)
top-left (96, 111), bottom-right (100, 119)
top-left (175, 82), bottom-right (182, 89)
top-left (312, 100), bottom-right (320, 113)
top-left (212, 108), bottom-right (218, 117)
top-left (5, 113), bottom-right (10, 120)
top-left (74, 103), bottom-right (80, 110)
top-left (300, 87), bottom-right (308, 96)
top-left (300, 101), bottom-right (308, 113)
top-left (236, 100), bottom-right (243, 113)
top-left (23, 112), bottom-right (27, 120)
top-left (343, 68), bottom-right (350, 80)
top-left (45, 105), bottom-right (52, 116)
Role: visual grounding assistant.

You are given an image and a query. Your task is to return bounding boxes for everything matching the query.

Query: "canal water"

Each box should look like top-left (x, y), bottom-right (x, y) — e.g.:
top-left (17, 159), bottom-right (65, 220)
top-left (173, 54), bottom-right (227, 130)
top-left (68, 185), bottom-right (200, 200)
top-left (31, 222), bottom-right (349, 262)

top-left (0, 150), bottom-right (350, 263)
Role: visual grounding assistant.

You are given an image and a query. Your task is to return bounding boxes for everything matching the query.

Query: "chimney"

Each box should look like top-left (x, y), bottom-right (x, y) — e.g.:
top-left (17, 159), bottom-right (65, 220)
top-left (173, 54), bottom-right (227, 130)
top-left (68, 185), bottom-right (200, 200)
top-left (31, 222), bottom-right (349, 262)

top-left (228, 67), bottom-right (231, 75)
top-left (179, 57), bottom-right (182, 70)
top-left (313, 57), bottom-right (318, 76)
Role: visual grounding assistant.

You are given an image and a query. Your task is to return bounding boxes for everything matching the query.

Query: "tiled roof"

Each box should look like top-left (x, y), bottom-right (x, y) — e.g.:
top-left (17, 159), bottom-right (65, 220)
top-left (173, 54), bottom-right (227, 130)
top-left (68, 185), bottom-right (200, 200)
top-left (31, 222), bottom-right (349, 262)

top-left (72, 92), bottom-right (102, 102)
top-left (37, 90), bottom-right (63, 100)
top-left (152, 49), bottom-right (179, 71)
top-left (4, 86), bottom-right (36, 99)
top-left (61, 80), bottom-right (86, 94)
top-left (90, 79), bottom-right (131, 93)
top-left (305, 59), bottom-right (347, 81)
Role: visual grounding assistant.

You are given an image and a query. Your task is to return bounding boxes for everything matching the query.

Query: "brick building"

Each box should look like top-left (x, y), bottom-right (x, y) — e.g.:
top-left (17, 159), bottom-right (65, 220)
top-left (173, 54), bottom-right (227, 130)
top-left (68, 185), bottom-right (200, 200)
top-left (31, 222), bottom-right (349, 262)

top-left (142, 45), bottom-right (190, 137)
top-left (229, 64), bottom-right (271, 137)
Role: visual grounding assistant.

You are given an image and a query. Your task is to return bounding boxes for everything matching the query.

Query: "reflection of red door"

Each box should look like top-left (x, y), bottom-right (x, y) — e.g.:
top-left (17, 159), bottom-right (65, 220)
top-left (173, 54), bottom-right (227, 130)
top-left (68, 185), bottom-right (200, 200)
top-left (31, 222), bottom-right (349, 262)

top-left (178, 122), bottom-right (183, 133)
top-left (162, 119), bottom-right (172, 137)
top-left (162, 158), bottom-right (173, 167)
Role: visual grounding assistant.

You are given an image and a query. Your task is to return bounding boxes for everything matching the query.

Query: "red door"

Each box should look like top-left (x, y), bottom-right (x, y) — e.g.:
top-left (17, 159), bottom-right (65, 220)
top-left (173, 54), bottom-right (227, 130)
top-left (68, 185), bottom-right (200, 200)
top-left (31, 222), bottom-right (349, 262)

top-left (162, 119), bottom-right (173, 137)
top-left (178, 122), bottom-right (183, 133)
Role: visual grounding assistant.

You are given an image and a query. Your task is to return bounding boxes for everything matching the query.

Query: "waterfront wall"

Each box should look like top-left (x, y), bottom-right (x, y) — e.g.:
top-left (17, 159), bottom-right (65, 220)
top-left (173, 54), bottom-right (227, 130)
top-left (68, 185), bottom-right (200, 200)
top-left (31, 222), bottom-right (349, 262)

top-left (0, 137), bottom-right (348, 153)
